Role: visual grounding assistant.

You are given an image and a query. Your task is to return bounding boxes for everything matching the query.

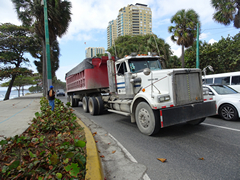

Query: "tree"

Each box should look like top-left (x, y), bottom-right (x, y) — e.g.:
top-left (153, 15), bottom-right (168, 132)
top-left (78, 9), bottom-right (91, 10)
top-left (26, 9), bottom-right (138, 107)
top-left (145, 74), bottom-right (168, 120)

top-left (107, 34), bottom-right (172, 68)
top-left (211, 0), bottom-right (240, 28)
top-left (168, 9), bottom-right (200, 68)
top-left (184, 33), bottom-right (240, 73)
top-left (12, 0), bottom-right (72, 96)
top-left (0, 23), bottom-right (35, 100)
top-left (1, 75), bottom-right (35, 97)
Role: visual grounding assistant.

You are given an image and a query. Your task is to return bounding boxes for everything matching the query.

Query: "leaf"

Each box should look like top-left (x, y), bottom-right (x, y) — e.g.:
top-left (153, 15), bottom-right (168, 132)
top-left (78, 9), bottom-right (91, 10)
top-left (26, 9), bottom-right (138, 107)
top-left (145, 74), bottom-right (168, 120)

top-left (69, 163), bottom-right (80, 177)
top-left (74, 140), bottom-right (86, 148)
top-left (49, 165), bottom-right (53, 170)
top-left (199, 157), bottom-right (204, 160)
top-left (63, 158), bottom-right (69, 164)
top-left (29, 151), bottom-right (36, 158)
top-left (64, 163), bottom-right (80, 177)
top-left (92, 132), bottom-right (97, 136)
top-left (95, 141), bottom-right (98, 143)
top-left (9, 160), bottom-right (20, 170)
top-left (0, 140), bottom-right (8, 145)
top-left (100, 155), bottom-right (105, 158)
top-left (112, 150), bottom-right (116, 154)
top-left (157, 158), bottom-right (167, 163)
top-left (50, 153), bottom-right (59, 165)
top-left (65, 152), bottom-right (74, 158)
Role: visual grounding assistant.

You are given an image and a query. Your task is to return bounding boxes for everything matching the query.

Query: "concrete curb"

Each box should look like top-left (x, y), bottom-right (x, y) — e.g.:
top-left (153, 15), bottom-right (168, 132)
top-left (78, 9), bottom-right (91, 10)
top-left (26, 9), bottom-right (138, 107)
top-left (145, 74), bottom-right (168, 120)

top-left (76, 118), bottom-right (104, 180)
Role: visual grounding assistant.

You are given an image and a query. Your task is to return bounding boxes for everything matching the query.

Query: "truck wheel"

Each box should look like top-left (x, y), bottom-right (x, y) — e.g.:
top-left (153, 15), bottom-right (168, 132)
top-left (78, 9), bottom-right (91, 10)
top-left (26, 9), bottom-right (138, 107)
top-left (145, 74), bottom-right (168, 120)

top-left (70, 95), bottom-right (78, 107)
top-left (187, 117), bottom-right (206, 125)
top-left (88, 97), bottom-right (98, 115)
top-left (135, 102), bottom-right (160, 136)
top-left (82, 97), bottom-right (89, 113)
top-left (95, 97), bottom-right (104, 115)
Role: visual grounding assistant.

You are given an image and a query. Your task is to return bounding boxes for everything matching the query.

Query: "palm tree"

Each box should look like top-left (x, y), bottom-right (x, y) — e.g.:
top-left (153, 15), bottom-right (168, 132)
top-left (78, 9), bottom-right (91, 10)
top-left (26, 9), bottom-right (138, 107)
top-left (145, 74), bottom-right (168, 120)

top-left (211, 0), bottom-right (240, 28)
top-left (168, 9), bottom-right (200, 68)
top-left (12, 0), bottom-right (71, 96)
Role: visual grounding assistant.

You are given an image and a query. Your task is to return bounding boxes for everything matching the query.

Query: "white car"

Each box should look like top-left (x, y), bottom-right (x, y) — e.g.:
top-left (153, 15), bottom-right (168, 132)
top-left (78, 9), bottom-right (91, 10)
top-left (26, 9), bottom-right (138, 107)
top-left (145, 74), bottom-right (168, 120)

top-left (203, 84), bottom-right (240, 121)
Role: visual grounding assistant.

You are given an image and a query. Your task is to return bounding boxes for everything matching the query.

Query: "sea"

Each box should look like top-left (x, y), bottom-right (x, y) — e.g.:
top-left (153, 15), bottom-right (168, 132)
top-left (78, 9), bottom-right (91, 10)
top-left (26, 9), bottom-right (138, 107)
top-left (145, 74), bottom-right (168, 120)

top-left (0, 90), bottom-right (30, 101)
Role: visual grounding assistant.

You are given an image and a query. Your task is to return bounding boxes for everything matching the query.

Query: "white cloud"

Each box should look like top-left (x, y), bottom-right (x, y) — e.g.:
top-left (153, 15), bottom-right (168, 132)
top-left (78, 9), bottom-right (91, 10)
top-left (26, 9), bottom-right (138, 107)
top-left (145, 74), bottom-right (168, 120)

top-left (200, 32), bottom-right (209, 39)
top-left (208, 38), bottom-right (217, 44)
top-left (56, 63), bottom-right (79, 82)
top-left (151, 0), bottom-right (215, 24)
top-left (165, 36), bottom-right (182, 57)
top-left (0, 2), bottom-right (22, 25)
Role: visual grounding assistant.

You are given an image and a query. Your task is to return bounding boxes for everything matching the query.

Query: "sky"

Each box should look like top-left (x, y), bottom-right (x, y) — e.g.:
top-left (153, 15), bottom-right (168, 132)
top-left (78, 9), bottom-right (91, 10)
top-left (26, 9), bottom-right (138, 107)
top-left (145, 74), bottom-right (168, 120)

top-left (0, 0), bottom-right (239, 87)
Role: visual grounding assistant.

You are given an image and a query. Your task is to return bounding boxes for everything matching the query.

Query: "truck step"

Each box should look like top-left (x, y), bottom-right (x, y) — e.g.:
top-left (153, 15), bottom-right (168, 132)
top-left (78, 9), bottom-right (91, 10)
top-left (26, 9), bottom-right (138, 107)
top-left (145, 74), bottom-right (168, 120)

top-left (107, 109), bottom-right (130, 116)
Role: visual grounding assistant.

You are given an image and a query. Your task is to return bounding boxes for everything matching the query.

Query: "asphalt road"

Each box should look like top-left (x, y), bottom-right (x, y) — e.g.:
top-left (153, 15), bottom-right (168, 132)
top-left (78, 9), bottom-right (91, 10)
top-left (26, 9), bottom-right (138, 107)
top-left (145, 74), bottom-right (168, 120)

top-left (59, 96), bottom-right (240, 180)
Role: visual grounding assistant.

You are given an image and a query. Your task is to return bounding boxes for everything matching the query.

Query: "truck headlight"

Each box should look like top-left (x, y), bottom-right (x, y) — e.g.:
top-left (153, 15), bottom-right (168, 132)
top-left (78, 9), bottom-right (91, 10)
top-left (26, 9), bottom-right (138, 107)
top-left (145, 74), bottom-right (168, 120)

top-left (158, 95), bottom-right (170, 102)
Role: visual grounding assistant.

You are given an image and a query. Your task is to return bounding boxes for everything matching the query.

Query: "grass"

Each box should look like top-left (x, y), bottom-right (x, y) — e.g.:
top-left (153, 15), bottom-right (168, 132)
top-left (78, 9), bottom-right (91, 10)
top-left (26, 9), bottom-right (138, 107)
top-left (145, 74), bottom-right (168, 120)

top-left (0, 98), bottom-right (86, 180)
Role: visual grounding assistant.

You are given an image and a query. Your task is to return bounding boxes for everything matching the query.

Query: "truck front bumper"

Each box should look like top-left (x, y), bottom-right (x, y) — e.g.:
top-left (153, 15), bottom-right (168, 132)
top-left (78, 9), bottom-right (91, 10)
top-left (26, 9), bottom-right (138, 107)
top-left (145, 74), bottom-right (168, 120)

top-left (160, 101), bottom-right (216, 128)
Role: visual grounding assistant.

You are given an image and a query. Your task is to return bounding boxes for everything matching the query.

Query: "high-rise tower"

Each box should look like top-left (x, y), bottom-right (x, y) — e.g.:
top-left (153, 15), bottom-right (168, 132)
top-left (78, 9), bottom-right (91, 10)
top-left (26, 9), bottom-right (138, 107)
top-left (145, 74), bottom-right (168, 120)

top-left (107, 3), bottom-right (152, 49)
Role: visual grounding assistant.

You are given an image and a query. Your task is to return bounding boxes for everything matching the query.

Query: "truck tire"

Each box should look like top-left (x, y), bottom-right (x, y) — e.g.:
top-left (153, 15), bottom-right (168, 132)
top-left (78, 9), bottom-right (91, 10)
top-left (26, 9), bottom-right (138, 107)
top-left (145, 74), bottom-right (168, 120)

top-left (135, 102), bottom-right (160, 136)
top-left (95, 96), bottom-right (104, 115)
top-left (88, 97), bottom-right (98, 115)
top-left (187, 117), bottom-right (206, 125)
top-left (69, 95), bottom-right (78, 107)
top-left (82, 96), bottom-right (89, 113)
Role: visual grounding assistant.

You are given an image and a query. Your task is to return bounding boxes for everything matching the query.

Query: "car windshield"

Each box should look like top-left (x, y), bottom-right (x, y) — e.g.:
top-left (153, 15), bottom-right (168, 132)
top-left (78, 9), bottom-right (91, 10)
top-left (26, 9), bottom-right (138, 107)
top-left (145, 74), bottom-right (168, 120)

top-left (128, 58), bottom-right (162, 73)
top-left (57, 89), bottom-right (65, 92)
top-left (210, 85), bottom-right (238, 95)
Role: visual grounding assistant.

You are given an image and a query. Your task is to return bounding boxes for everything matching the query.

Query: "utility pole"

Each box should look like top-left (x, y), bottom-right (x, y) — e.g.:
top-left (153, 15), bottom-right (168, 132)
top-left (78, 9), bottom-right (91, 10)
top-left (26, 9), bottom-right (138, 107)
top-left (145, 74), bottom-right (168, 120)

top-left (42, 0), bottom-right (52, 91)
top-left (196, 23), bottom-right (199, 68)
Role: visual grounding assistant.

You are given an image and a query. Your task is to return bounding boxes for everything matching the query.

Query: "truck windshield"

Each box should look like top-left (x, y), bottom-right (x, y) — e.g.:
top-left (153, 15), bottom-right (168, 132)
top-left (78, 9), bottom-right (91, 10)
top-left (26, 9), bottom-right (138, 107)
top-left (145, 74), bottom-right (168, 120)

top-left (128, 58), bottom-right (162, 73)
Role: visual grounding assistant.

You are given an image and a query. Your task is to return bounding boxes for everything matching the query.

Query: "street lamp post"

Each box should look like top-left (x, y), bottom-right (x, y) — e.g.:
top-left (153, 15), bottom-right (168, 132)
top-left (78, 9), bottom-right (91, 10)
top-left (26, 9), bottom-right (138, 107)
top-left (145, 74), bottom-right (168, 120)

top-left (42, 0), bottom-right (52, 91)
top-left (196, 23), bottom-right (199, 68)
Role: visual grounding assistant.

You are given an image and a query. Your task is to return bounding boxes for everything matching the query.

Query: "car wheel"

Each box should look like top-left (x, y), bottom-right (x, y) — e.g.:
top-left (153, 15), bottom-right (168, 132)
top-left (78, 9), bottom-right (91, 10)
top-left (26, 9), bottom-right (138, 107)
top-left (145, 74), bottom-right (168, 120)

top-left (187, 117), bottom-right (206, 125)
top-left (135, 102), bottom-right (160, 136)
top-left (219, 104), bottom-right (239, 121)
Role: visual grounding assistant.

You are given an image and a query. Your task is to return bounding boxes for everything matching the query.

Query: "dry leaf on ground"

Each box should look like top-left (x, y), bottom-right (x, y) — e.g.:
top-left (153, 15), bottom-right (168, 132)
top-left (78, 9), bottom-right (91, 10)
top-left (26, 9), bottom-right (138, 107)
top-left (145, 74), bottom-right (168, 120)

top-left (157, 158), bottom-right (167, 163)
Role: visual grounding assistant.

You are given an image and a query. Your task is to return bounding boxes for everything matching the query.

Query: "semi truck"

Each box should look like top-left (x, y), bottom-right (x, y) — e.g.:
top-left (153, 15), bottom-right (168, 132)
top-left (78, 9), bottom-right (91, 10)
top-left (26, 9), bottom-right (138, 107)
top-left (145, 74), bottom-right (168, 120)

top-left (65, 52), bottom-right (216, 135)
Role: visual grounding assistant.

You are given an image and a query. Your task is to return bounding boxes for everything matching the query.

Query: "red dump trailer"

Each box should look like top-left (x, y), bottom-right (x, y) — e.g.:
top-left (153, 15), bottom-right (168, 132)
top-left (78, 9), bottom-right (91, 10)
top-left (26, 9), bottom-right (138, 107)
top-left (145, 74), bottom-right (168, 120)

top-left (65, 56), bottom-right (115, 106)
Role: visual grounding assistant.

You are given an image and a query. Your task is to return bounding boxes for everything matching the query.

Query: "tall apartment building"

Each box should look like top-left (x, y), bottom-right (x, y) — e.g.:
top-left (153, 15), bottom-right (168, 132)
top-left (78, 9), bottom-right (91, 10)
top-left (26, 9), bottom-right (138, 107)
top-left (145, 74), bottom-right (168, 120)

top-left (107, 3), bottom-right (152, 48)
top-left (107, 20), bottom-right (117, 49)
top-left (85, 47), bottom-right (105, 58)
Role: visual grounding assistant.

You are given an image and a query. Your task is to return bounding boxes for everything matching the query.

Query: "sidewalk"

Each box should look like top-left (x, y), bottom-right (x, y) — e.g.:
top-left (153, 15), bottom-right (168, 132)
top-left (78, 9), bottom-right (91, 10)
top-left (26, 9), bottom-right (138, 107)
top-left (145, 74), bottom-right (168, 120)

top-left (0, 93), bottom-right (42, 141)
top-left (0, 94), bottom-right (149, 180)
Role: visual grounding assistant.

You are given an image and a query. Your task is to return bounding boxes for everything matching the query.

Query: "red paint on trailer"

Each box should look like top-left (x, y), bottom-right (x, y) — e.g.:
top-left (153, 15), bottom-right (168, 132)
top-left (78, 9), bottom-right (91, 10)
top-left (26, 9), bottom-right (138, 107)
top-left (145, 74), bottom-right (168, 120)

top-left (66, 56), bottom-right (115, 92)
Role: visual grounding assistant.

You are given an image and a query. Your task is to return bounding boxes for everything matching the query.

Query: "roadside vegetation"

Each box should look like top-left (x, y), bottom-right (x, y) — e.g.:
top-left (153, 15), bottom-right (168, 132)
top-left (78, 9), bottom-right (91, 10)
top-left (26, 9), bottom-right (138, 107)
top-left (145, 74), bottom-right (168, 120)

top-left (0, 98), bottom-right (86, 179)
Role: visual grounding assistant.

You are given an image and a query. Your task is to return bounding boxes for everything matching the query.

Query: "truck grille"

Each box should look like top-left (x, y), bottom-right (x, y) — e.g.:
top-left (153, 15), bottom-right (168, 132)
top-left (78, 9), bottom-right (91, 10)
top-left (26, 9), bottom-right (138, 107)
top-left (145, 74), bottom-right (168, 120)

top-left (173, 70), bottom-right (203, 106)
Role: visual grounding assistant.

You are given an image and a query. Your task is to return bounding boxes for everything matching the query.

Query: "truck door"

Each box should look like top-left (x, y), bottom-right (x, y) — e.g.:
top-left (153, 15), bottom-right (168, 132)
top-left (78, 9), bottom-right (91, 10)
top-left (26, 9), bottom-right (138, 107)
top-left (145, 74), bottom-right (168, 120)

top-left (116, 62), bottom-right (127, 95)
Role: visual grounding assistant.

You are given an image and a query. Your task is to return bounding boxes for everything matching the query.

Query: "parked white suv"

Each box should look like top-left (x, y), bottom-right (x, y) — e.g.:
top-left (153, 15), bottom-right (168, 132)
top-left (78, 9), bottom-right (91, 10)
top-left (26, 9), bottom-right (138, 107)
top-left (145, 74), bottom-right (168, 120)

top-left (203, 84), bottom-right (240, 121)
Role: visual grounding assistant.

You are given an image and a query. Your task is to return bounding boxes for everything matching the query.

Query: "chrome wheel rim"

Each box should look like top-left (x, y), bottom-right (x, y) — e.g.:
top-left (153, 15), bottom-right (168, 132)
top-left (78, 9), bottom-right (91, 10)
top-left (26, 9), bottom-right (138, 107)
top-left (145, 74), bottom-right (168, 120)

top-left (221, 106), bottom-right (235, 120)
top-left (138, 108), bottom-right (150, 128)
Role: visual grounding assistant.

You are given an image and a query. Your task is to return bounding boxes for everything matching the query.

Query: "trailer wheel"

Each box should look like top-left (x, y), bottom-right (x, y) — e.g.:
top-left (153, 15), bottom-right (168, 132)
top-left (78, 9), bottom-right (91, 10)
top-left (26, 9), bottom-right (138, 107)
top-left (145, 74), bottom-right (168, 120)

top-left (88, 97), bottom-right (98, 115)
top-left (187, 117), bottom-right (206, 125)
top-left (69, 95), bottom-right (74, 107)
top-left (82, 96), bottom-right (89, 113)
top-left (135, 102), bottom-right (160, 136)
top-left (95, 97), bottom-right (104, 115)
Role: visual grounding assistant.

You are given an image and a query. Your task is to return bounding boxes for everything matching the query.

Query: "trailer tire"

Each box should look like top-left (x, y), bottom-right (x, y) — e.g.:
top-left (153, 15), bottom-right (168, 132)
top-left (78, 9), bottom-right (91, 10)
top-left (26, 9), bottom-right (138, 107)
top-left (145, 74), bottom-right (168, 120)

top-left (135, 102), bottom-right (160, 136)
top-left (95, 96), bottom-right (104, 115)
top-left (88, 97), bottom-right (98, 115)
top-left (69, 95), bottom-right (76, 107)
top-left (187, 117), bottom-right (206, 125)
top-left (82, 97), bottom-right (89, 113)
